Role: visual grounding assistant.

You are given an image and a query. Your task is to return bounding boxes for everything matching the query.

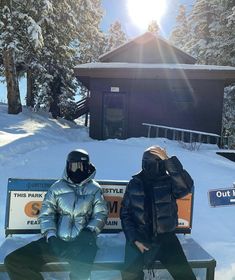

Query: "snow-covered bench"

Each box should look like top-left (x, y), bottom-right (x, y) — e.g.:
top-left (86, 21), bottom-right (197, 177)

top-left (0, 178), bottom-right (216, 280)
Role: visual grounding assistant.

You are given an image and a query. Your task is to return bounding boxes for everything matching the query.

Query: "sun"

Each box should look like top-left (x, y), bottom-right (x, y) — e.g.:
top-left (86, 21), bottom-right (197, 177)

top-left (127, 0), bottom-right (167, 31)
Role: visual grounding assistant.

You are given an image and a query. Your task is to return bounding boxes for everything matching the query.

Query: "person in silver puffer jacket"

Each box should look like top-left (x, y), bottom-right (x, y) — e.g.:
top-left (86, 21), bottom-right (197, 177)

top-left (39, 150), bottom-right (108, 241)
top-left (4, 149), bottom-right (108, 280)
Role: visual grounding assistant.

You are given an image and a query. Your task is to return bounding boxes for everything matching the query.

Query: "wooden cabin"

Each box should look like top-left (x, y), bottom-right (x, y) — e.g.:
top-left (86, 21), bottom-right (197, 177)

top-left (74, 32), bottom-right (235, 141)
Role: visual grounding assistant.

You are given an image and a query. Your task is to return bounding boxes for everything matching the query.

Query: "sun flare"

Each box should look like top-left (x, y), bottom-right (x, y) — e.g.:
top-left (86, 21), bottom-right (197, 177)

top-left (127, 0), bottom-right (167, 31)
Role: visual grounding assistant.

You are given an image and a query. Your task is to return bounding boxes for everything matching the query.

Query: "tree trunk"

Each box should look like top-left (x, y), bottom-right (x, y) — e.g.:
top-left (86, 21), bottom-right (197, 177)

top-left (49, 78), bottom-right (61, 119)
top-left (3, 48), bottom-right (22, 114)
top-left (26, 68), bottom-right (34, 107)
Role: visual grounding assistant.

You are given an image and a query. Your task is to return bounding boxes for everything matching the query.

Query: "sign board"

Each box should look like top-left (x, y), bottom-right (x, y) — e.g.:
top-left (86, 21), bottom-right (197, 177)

top-left (102, 184), bottom-right (126, 230)
top-left (110, 87), bottom-right (119, 93)
top-left (208, 187), bottom-right (235, 207)
top-left (177, 193), bottom-right (193, 229)
top-left (5, 178), bottom-right (194, 235)
top-left (8, 191), bottom-right (46, 230)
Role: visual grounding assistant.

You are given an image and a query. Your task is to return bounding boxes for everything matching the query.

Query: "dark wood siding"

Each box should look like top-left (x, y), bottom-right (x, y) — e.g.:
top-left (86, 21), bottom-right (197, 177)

top-left (88, 78), bottom-right (224, 140)
top-left (129, 79), bottom-right (224, 137)
top-left (89, 78), bottom-right (129, 140)
top-left (104, 41), bottom-right (192, 64)
top-left (89, 80), bottom-right (103, 140)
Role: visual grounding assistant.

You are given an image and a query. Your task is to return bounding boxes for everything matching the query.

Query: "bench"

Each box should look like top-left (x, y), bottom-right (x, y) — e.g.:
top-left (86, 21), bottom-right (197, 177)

top-left (0, 178), bottom-right (216, 279)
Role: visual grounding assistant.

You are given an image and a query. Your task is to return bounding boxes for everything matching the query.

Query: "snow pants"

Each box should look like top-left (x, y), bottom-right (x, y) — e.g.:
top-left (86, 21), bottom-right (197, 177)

top-left (121, 232), bottom-right (197, 280)
top-left (4, 236), bottom-right (97, 280)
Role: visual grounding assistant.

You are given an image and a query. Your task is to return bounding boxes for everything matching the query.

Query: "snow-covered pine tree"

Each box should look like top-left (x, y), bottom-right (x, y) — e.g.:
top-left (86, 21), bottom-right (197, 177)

top-left (147, 20), bottom-right (160, 35)
top-left (76, 0), bottom-right (105, 64)
top-left (33, 0), bottom-right (81, 118)
top-left (0, 1), bottom-right (22, 114)
top-left (104, 20), bottom-right (127, 53)
top-left (172, 0), bottom-right (235, 66)
top-left (186, 0), bottom-right (220, 64)
top-left (212, 0), bottom-right (235, 66)
top-left (13, 0), bottom-right (46, 108)
top-left (223, 85), bottom-right (235, 148)
top-left (72, 0), bottom-right (105, 102)
top-left (169, 5), bottom-right (190, 52)
top-left (38, 0), bottom-right (106, 118)
top-left (0, 0), bottom-right (47, 111)
top-left (0, 0), bottom-right (104, 119)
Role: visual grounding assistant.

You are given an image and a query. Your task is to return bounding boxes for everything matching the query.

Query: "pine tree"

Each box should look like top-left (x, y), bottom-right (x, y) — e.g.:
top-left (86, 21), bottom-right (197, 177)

top-left (33, 0), bottom-right (80, 118)
top-left (105, 21), bottom-right (127, 52)
top-left (68, 0), bottom-right (105, 102)
top-left (73, 0), bottom-right (104, 65)
top-left (24, 0), bottom-right (104, 118)
top-left (186, 0), bottom-right (220, 63)
top-left (221, 0), bottom-right (235, 147)
top-left (0, 1), bottom-right (22, 114)
top-left (1, 0), bottom-right (106, 119)
top-left (213, 0), bottom-right (235, 66)
top-left (223, 85), bottom-right (235, 148)
top-left (0, 0), bottom-right (46, 111)
top-left (148, 20), bottom-right (160, 35)
top-left (169, 5), bottom-right (190, 52)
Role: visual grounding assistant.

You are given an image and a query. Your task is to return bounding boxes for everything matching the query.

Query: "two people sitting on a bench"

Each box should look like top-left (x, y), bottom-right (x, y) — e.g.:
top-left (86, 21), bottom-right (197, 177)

top-left (120, 146), bottom-right (197, 280)
top-left (4, 146), bottom-right (196, 280)
top-left (4, 149), bottom-right (108, 280)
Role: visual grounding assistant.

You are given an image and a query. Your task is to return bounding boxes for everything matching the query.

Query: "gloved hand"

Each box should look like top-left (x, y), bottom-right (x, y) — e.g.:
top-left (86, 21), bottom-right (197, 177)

top-left (79, 228), bottom-right (97, 247)
top-left (48, 236), bottom-right (63, 256)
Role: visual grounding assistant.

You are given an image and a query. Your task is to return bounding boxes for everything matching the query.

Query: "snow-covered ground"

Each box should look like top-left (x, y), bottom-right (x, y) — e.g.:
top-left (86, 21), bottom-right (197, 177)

top-left (0, 103), bottom-right (235, 280)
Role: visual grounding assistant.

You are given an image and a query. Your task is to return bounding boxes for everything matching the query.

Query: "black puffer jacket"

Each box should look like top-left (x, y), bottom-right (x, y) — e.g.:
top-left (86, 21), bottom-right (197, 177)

top-left (120, 156), bottom-right (193, 243)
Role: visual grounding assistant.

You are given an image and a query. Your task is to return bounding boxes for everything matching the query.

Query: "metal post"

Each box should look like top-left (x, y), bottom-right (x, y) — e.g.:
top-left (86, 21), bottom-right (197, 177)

top-left (189, 132), bottom-right (193, 143)
top-left (147, 126), bottom-right (151, 138)
top-left (156, 127), bottom-right (159, 137)
top-left (164, 129), bottom-right (168, 138)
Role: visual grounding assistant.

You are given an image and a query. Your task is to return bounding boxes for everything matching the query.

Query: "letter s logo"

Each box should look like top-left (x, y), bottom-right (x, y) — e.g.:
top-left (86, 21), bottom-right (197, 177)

top-left (24, 201), bottom-right (42, 217)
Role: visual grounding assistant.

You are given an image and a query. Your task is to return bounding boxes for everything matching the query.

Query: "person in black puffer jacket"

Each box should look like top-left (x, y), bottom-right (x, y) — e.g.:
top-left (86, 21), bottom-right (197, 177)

top-left (120, 146), bottom-right (197, 280)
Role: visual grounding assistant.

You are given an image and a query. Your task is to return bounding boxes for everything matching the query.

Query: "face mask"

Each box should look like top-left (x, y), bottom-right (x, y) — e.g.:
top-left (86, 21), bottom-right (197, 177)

top-left (142, 158), bottom-right (166, 179)
top-left (143, 159), bottom-right (159, 178)
top-left (67, 169), bottom-right (88, 184)
top-left (67, 161), bottom-right (89, 183)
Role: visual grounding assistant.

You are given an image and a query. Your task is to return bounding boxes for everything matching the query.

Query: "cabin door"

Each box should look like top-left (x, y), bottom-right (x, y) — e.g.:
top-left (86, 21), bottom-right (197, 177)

top-left (103, 93), bottom-right (127, 139)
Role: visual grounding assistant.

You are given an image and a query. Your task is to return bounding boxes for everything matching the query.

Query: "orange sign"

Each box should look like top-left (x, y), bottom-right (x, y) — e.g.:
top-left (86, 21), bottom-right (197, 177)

top-left (24, 201), bottom-right (42, 217)
top-left (104, 196), bottom-right (123, 218)
top-left (177, 194), bottom-right (192, 228)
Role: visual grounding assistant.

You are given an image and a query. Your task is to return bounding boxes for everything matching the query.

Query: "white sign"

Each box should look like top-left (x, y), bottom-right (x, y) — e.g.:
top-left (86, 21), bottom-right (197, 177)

top-left (8, 191), bottom-right (46, 230)
top-left (7, 186), bottom-right (127, 231)
top-left (110, 87), bottom-right (120, 92)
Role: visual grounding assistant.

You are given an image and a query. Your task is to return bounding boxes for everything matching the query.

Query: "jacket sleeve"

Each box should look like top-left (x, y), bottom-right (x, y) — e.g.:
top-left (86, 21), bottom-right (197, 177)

top-left (38, 188), bottom-right (57, 236)
top-left (164, 156), bottom-right (194, 199)
top-left (120, 181), bottom-right (137, 244)
top-left (86, 187), bottom-right (108, 234)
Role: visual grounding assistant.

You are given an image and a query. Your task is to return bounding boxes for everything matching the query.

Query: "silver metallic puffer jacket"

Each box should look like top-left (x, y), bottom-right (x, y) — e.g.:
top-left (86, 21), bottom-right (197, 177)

top-left (38, 166), bottom-right (108, 241)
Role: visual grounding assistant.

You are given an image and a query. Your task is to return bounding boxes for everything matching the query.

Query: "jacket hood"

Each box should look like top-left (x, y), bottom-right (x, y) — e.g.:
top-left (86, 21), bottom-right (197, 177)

top-left (63, 163), bottom-right (96, 186)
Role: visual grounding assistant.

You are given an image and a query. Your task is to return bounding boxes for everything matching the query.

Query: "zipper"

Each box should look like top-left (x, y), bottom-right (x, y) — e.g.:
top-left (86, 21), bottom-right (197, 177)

top-left (70, 188), bottom-right (78, 238)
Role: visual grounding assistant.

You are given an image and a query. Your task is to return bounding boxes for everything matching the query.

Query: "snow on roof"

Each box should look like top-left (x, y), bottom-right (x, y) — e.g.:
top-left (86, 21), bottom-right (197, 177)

top-left (75, 62), bottom-right (235, 71)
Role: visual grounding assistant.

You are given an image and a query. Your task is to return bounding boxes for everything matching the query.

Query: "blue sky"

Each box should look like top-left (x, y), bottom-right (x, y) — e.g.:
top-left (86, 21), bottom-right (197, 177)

top-left (0, 0), bottom-right (194, 104)
top-left (101, 0), bottom-right (194, 38)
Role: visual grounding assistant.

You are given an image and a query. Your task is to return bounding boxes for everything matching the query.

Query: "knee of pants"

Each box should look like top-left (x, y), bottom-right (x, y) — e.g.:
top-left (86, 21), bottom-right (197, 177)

top-left (4, 252), bottom-right (15, 267)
